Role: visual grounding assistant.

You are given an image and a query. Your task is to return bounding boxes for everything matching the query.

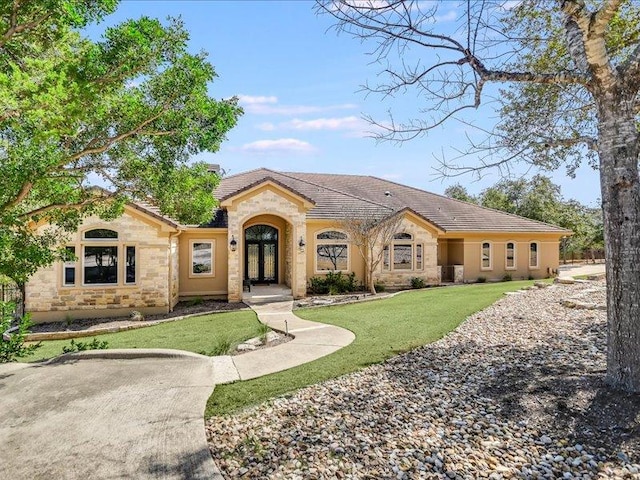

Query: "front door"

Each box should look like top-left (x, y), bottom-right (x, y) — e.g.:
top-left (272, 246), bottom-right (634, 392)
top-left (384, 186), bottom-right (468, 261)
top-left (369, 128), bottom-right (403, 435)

top-left (245, 225), bottom-right (278, 284)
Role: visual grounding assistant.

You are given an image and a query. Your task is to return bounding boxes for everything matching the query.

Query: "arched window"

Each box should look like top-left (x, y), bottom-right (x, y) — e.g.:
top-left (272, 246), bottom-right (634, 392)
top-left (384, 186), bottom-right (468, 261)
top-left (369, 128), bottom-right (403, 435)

top-left (505, 241), bottom-right (516, 270)
top-left (315, 230), bottom-right (348, 271)
top-left (529, 242), bottom-right (539, 268)
top-left (481, 241), bottom-right (492, 270)
top-left (84, 228), bottom-right (118, 240)
top-left (383, 232), bottom-right (423, 271)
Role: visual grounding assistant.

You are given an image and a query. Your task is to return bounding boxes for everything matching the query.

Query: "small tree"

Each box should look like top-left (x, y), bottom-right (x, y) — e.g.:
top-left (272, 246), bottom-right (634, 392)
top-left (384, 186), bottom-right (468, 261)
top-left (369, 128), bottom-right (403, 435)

top-left (339, 210), bottom-right (403, 294)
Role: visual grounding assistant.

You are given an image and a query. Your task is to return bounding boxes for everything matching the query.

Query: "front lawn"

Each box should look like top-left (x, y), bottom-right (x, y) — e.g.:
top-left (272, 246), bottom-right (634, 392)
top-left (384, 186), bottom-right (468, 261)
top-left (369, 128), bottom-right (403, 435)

top-left (207, 280), bottom-right (543, 417)
top-left (22, 310), bottom-right (261, 362)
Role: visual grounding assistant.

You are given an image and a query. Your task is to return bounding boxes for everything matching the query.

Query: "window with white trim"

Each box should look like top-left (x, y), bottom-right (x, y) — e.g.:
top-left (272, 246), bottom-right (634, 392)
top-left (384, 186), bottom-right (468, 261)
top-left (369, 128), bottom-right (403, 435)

top-left (383, 233), bottom-right (423, 271)
top-left (481, 241), bottom-right (492, 270)
top-left (83, 229), bottom-right (119, 284)
top-left (316, 230), bottom-right (348, 271)
top-left (505, 242), bottom-right (516, 270)
top-left (191, 241), bottom-right (214, 276)
top-left (63, 246), bottom-right (76, 286)
top-left (529, 242), bottom-right (539, 268)
top-left (62, 228), bottom-right (137, 287)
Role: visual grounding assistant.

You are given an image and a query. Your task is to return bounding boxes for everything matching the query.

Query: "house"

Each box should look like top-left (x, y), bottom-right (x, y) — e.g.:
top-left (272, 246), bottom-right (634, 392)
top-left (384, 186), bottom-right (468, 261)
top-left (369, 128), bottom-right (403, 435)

top-left (25, 168), bottom-right (570, 322)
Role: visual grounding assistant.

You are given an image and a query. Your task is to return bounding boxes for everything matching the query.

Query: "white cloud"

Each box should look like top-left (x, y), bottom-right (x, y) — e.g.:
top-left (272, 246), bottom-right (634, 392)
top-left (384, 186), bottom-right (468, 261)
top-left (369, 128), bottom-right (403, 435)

top-left (434, 10), bottom-right (457, 22)
top-left (256, 122), bottom-right (276, 131)
top-left (237, 94), bottom-right (278, 105)
top-left (239, 138), bottom-right (315, 154)
top-left (286, 116), bottom-right (365, 131)
top-left (238, 94), bottom-right (357, 116)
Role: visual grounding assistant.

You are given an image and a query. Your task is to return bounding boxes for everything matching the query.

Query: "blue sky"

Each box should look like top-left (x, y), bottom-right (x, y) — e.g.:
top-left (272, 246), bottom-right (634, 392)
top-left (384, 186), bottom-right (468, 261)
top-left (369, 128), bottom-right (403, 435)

top-left (94, 1), bottom-right (601, 207)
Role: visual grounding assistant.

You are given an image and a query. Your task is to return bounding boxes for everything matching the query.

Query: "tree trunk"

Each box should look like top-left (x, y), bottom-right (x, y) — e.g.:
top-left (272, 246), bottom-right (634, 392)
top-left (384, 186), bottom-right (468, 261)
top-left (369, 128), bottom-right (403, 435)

top-left (368, 268), bottom-right (377, 295)
top-left (597, 97), bottom-right (640, 392)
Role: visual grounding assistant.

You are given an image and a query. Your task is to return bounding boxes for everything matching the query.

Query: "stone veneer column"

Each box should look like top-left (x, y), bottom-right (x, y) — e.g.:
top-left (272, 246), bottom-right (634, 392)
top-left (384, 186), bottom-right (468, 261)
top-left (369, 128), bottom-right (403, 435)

top-left (292, 221), bottom-right (307, 299)
top-left (225, 189), bottom-right (309, 301)
top-left (227, 212), bottom-right (242, 302)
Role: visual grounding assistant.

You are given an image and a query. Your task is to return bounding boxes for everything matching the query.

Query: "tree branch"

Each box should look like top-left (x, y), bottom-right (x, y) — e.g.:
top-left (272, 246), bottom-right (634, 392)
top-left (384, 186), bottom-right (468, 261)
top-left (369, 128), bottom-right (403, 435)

top-left (592, 0), bottom-right (624, 36)
top-left (0, 8), bottom-right (52, 48)
top-left (560, 0), bottom-right (618, 89)
top-left (0, 181), bottom-right (33, 212)
top-left (68, 104), bottom-right (174, 162)
top-left (621, 42), bottom-right (640, 93)
top-left (464, 49), bottom-right (590, 85)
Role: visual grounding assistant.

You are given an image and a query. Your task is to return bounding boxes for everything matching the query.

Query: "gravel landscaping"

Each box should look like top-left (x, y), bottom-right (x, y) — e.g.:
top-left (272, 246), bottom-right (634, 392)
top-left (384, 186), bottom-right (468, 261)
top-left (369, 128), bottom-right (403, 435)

top-left (206, 281), bottom-right (640, 479)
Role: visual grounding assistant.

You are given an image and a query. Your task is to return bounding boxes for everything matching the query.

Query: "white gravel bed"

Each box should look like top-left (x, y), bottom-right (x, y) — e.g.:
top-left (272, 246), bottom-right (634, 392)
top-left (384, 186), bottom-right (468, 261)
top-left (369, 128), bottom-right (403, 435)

top-left (206, 281), bottom-right (640, 479)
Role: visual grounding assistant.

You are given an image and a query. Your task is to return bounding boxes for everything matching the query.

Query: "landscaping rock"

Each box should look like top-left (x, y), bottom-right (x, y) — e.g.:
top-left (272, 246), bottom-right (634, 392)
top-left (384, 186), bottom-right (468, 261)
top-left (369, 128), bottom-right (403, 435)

top-left (555, 277), bottom-right (576, 284)
top-left (207, 280), bottom-right (640, 479)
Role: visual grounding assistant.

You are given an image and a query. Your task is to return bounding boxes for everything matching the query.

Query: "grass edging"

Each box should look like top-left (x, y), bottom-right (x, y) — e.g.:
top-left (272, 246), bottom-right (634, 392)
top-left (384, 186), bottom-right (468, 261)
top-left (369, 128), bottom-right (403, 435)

top-left (206, 280), bottom-right (542, 417)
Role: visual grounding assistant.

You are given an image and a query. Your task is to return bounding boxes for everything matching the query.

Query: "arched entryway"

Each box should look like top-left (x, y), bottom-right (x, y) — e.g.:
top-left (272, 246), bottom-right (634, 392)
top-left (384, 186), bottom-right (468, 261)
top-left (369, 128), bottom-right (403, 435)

top-left (244, 224), bottom-right (278, 284)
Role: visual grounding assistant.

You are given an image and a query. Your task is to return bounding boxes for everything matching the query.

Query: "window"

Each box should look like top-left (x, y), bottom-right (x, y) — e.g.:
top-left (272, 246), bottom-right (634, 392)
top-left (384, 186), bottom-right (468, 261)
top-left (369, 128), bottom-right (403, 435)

top-left (529, 242), bottom-right (539, 268)
top-left (125, 246), bottom-right (136, 284)
top-left (63, 246), bottom-right (76, 286)
top-left (191, 241), bottom-right (214, 275)
top-left (316, 230), bottom-right (349, 271)
top-left (384, 232), bottom-right (423, 271)
top-left (84, 245), bottom-right (118, 284)
top-left (506, 242), bottom-right (516, 269)
top-left (84, 229), bottom-right (118, 239)
top-left (63, 228), bottom-right (138, 287)
top-left (481, 242), bottom-right (492, 270)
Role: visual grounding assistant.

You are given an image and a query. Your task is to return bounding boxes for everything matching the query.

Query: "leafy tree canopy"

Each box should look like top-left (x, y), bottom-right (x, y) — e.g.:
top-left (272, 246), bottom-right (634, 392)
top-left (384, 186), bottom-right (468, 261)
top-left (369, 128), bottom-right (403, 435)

top-left (444, 176), bottom-right (604, 256)
top-left (0, 0), bottom-right (242, 284)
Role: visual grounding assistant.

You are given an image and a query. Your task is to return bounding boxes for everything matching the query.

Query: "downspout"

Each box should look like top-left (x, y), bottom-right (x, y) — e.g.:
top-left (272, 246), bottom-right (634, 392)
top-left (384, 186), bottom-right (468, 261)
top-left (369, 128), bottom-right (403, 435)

top-left (168, 229), bottom-right (183, 312)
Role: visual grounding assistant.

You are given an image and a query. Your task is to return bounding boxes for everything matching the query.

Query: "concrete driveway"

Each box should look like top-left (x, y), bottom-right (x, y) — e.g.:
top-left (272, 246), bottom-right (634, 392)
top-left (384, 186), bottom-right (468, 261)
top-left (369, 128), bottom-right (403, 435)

top-left (0, 350), bottom-right (222, 480)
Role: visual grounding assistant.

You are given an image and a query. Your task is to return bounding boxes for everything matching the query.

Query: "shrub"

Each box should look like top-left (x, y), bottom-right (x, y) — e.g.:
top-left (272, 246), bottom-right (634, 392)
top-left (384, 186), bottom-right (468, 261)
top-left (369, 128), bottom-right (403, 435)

top-left (62, 337), bottom-right (109, 354)
top-left (374, 282), bottom-right (386, 292)
top-left (308, 271), bottom-right (358, 295)
top-left (200, 337), bottom-right (232, 356)
top-left (186, 296), bottom-right (204, 307)
top-left (502, 274), bottom-right (512, 282)
top-left (0, 302), bottom-right (41, 363)
top-left (476, 276), bottom-right (487, 283)
top-left (410, 277), bottom-right (426, 289)
top-left (528, 275), bottom-right (535, 280)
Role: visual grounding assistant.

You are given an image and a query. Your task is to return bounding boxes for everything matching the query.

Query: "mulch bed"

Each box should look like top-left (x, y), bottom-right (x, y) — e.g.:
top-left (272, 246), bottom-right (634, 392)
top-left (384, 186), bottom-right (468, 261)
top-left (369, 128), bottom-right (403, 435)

top-left (29, 299), bottom-right (248, 334)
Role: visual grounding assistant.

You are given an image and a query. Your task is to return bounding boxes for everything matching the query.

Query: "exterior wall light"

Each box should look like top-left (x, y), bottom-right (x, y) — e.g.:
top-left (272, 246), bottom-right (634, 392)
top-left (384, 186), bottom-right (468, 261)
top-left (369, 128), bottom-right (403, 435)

top-left (229, 235), bottom-right (237, 252)
top-left (298, 237), bottom-right (306, 250)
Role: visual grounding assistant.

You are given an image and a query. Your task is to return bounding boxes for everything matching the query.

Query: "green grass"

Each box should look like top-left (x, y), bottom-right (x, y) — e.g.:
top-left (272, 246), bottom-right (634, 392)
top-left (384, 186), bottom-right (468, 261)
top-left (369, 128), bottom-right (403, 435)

top-left (22, 310), bottom-right (261, 362)
top-left (206, 280), bottom-right (540, 417)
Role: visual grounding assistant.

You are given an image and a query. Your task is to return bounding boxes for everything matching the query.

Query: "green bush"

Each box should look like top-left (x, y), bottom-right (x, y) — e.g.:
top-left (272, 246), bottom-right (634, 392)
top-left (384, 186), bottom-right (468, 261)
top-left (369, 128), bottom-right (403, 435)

top-left (410, 277), bottom-right (426, 289)
top-left (308, 271), bottom-right (358, 295)
top-left (476, 276), bottom-right (487, 283)
top-left (502, 274), bottom-right (512, 282)
top-left (61, 337), bottom-right (109, 354)
top-left (0, 302), bottom-right (41, 363)
top-left (374, 282), bottom-right (386, 292)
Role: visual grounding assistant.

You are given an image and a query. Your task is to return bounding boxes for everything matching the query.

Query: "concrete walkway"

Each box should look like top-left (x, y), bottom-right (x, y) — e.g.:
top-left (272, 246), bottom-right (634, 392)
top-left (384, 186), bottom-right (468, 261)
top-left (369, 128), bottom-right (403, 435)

top-left (0, 350), bottom-right (223, 480)
top-left (0, 286), bottom-right (355, 480)
top-left (212, 285), bottom-right (356, 383)
top-left (558, 263), bottom-right (606, 278)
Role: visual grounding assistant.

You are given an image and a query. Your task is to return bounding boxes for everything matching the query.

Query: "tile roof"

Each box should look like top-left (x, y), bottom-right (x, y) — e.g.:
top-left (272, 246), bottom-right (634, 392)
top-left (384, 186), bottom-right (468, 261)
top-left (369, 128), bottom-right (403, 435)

top-left (212, 168), bottom-right (570, 233)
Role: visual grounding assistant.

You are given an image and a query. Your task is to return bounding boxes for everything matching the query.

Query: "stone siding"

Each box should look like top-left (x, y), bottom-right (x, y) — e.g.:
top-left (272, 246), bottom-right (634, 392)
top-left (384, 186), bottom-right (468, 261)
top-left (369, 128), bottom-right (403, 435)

top-left (170, 235), bottom-right (180, 308)
top-left (373, 217), bottom-right (439, 289)
top-left (226, 189), bottom-right (307, 301)
top-left (26, 212), bottom-right (172, 322)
